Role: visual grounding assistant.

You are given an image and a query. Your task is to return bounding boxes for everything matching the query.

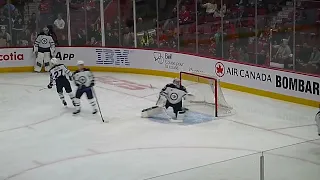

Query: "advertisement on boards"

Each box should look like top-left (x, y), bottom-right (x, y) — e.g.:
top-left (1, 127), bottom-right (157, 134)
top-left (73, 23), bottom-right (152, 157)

top-left (0, 48), bottom-right (33, 67)
top-left (214, 61), bottom-right (272, 83)
top-left (153, 51), bottom-right (184, 71)
top-left (274, 74), bottom-right (319, 96)
top-left (95, 48), bottom-right (131, 66)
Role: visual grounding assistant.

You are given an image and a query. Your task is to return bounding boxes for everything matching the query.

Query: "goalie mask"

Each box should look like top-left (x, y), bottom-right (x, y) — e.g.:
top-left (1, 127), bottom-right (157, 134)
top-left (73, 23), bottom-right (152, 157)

top-left (43, 27), bottom-right (49, 35)
top-left (173, 78), bottom-right (180, 87)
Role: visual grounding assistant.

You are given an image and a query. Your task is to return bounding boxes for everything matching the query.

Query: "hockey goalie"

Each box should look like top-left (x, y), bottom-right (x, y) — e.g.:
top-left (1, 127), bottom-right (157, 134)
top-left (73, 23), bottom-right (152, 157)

top-left (141, 78), bottom-right (193, 122)
top-left (33, 27), bottom-right (56, 72)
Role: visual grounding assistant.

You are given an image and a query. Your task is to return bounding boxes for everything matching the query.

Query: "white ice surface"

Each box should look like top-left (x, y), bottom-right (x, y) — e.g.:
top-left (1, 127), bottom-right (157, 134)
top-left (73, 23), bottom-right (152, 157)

top-left (0, 72), bottom-right (319, 180)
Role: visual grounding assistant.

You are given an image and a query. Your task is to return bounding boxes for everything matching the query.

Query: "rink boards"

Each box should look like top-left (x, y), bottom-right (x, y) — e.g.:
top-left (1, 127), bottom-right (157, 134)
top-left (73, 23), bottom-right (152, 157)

top-left (0, 47), bottom-right (318, 107)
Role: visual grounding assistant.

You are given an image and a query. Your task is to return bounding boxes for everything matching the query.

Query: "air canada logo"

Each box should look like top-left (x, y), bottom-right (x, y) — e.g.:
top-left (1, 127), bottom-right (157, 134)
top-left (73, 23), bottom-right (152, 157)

top-left (215, 62), bottom-right (225, 77)
top-left (215, 61), bottom-right (272, 82)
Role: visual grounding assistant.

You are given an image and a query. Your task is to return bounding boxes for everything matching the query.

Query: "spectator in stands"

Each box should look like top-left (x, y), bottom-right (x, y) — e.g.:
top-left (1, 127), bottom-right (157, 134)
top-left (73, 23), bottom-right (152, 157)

top-left (257, 49), bottom-right (267, 65)
top-left (308, 47), bottom-right (320, 66)
top-left (123, 27), bottom-right (134, 47)
top-left (76, 29), bottom-right (86, 45)
top-left (297, 43), bottom-right (312, 63)
top-left (0, 26), bottom-right (10, 47)
top-left (18, 26), bottom-right (30, 46)
top-left (201, 0), bottom-right (217, 15)
top-left (305, 47), bottom-right (320, 73)
top-left (28, 13), bottom-right (37, 32)
top-left (12, 17), bottom-right (23, 45)
top-left (87, 36), bottom-right (100, 46)
top-left (59, 34), bottom-right (68, 46)
top-left (54, 14), bottom-right (65, 31)
top-left (12, 8), bottom-right (22, 22)
top-left (0, 15), bottom-right (8, 28)
top-left (111, 31), bottom-right (119, 46)
top-left (239, 47), bottom-right (249, 62)
top-left (88, 23), bottom-right (100, 41)
top-left (179, 5), bottom-right (191, 24)
top-left (136, 17), bottom-right (144, 32)
top-left (271, 39), bottom-right (292, 68)
top-left (30, 29), bottom-right (37, 45)
top-left (47, 25), bottom-right (58, 45)
top-left (228, 44), bottom-right (239, 60)
top-left (140, 31), bottom-right (151, 47)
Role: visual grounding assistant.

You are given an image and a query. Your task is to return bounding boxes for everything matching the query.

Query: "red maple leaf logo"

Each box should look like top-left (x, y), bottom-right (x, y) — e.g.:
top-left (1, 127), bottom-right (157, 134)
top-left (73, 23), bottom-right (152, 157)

top-left (215, 62), bottom-right (225, 77)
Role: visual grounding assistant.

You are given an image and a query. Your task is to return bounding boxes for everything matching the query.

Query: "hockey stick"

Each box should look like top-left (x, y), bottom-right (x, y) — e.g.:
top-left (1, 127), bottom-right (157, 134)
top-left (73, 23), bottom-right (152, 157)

top-left (39, 87), bottom-right (48, 91)
top-left (92, 87), bottom-right (106, 123)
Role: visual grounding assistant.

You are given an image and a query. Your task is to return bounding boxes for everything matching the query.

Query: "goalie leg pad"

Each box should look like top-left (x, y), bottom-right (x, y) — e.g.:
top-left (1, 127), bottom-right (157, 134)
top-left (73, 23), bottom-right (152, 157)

top-left (34, 52), bottom-right (44, 72)
top-left (44, 52), bottom-right (51, 72)
top-left (141, 106), bottom-right (164, 118)
top-left (156, 93), bottom-right (167, 107)
top-left (170, 111), bottom-right (185, 123)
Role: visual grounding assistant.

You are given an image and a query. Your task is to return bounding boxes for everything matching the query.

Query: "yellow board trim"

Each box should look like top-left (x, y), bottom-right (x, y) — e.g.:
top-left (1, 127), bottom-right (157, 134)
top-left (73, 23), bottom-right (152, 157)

top-left (0, 66), bottom-right (318, 107)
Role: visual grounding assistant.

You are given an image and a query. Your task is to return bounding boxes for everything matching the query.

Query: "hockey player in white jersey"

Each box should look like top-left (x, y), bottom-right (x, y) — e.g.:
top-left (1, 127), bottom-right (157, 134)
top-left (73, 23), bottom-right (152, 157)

top-left (315, 109), bottom-right (320, 136)
top-left (33, 27), bottom-right (56, 72)
top-left (72, 60), bottom-right (97, 115)
top-left (47, 58), bottom-right (75, 106)
top-left (142, 78), bottom-right (190, 121)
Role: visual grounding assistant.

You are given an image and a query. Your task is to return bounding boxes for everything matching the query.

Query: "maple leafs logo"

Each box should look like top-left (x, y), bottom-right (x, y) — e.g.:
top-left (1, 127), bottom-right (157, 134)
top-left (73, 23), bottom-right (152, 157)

top-left (215, 62), bottom-right (225, 77)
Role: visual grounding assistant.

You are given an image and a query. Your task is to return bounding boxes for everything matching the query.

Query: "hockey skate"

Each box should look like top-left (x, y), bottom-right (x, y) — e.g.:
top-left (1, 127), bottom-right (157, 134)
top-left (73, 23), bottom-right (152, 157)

top-left (73, 110), bottom-right (81, 114)
top-left (62, 100), bottom-right (67, 106)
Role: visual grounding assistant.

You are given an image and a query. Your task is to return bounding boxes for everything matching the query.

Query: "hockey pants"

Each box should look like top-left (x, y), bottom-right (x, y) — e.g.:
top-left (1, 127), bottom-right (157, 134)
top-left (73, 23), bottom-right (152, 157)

top-left (34, 52), bottom-right (51, 72)
top-left (165, 101), bottom-right (183, 117)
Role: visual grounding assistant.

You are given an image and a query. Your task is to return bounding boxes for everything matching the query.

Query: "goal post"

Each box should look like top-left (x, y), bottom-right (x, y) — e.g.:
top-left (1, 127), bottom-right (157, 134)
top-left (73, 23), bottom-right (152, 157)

top-left (179, 71), bottom-right (233, 117)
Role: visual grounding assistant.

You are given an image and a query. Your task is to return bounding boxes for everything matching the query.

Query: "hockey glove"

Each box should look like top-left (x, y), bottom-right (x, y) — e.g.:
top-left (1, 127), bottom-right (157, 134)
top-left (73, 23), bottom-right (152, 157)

top-left (47, 84), bottom-right (53, 89)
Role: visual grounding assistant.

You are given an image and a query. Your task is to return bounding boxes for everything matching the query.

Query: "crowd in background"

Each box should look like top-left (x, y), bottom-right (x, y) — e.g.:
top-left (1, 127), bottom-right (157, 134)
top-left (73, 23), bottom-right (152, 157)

top-left (0, 0), bottom-right (319, 75)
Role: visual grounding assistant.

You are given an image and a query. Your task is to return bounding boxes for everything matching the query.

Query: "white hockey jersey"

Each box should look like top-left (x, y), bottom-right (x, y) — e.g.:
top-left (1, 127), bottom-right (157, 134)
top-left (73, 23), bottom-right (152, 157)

top-left (49, 64), bottom-right (72, 84)
top-left (34, 34), bottom-right (55, 53)
top-left (73, 68), bottom-right (95, 88)
top-left (161, 83), bottom-right (187, 104)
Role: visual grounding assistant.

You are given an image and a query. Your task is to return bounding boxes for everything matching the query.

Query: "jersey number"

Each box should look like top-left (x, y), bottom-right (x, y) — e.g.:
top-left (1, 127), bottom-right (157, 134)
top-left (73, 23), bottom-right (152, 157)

top-left (53, 69), bottom-right (63, 79)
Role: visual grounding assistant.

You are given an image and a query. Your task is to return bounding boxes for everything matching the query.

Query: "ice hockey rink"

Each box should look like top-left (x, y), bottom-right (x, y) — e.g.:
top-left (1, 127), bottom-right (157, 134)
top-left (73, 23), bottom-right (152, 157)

top-left (0, 72), bottom-right (319, 180)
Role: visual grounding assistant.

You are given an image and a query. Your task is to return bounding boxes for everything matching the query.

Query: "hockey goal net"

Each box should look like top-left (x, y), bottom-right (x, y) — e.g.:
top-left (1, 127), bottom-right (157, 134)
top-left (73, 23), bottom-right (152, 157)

top-left (180, 71), bottom-right (233, 117)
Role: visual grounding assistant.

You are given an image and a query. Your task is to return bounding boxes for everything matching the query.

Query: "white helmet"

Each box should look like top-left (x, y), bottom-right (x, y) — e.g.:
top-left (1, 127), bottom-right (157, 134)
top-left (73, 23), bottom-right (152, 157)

top-left (51, 58), bottom-right (59, 65)
top-left (77, 60), bottom-right (84, 65)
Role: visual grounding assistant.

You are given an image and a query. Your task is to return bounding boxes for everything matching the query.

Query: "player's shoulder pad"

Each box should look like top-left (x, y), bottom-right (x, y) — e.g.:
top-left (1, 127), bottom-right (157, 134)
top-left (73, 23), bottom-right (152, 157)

top-left (37, 32), bottom-right (44, 36)
top-left (166, 83), bottom-right (176, 88)
top-left (73, 70), bottom-right (80, 74)
top-left (49, 64), bottom-right (58, 71)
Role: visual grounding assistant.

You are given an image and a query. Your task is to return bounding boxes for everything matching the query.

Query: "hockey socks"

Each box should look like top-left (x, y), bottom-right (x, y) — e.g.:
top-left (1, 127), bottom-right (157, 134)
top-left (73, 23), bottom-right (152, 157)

top-left (68, 92), bottom-right (76, 106)
top-left (73, 98), bottom-right (81, 114)
top-left (72, 98), bottom-right (97, 114)
top-left (89, 99), bottom-right (97, 114)
top-left (58, 92), bottom-right (67, 106)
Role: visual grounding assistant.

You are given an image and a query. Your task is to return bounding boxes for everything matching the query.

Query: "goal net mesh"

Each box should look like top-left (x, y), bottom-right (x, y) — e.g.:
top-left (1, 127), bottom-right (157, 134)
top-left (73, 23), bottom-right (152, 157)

top-left (180, 72), bottom-right (233, 117)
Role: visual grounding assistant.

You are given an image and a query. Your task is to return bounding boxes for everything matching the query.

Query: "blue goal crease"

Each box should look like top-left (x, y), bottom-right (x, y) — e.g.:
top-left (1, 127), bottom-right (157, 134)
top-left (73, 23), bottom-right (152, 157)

top-left (148, 111), bottom-right (216, 125)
